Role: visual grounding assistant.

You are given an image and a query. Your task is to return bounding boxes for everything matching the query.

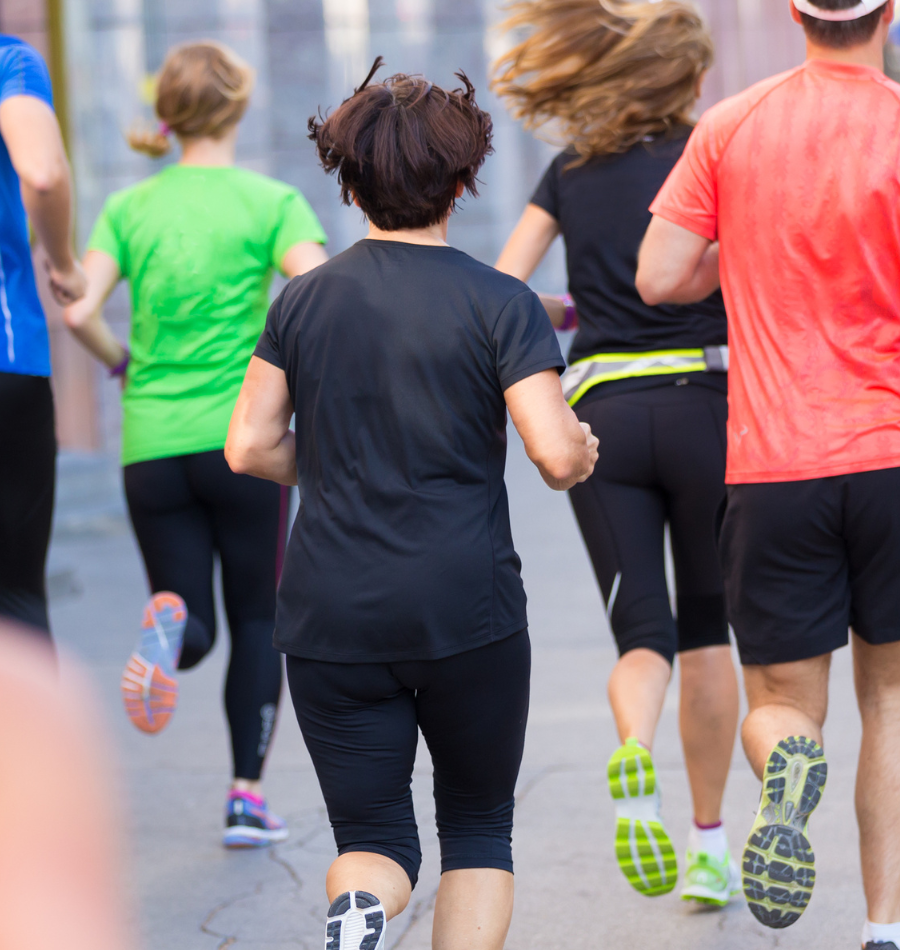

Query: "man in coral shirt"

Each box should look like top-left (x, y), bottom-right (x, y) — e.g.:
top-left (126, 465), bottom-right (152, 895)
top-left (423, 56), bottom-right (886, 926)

top-left (636, 0), bottom-right (900, 941)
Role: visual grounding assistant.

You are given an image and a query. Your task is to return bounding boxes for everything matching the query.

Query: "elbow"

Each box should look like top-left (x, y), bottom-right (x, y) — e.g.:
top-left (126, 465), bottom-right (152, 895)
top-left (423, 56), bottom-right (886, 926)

top-left (542, 458), bottom-right (578, 483)
top-left (19, 160), bottom-right (66, 195)
top-left (635, 270), bottom-right (670, 307)
top-left (62, 304), bottom-right (89, 330)
top-left (224, 438), bottom-right (252, 476)
top-left (539, 448), bottom-right (587, 485)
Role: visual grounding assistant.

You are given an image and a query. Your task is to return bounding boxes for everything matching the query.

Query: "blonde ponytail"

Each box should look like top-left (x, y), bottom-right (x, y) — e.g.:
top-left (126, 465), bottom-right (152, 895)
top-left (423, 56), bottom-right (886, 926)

top-left (126, 122), bottom-right (172, 158)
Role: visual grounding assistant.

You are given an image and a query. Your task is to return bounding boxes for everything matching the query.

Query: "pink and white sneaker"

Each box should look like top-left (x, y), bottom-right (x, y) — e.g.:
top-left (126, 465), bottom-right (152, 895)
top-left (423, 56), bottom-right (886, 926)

top-left (223, 790), bottom-right (289, 848)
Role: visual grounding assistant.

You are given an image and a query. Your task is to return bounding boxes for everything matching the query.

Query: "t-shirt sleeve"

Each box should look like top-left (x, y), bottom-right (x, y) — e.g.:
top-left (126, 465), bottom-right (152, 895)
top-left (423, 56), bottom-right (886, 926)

top-left (649, 116), bottom-right (719, 241)
top-left (0, 42), bottom-right (53, 108)
top-left (86, 199), bottom-right (127, 276)
top-left (492, 290), bottom-right (566, 391)
top-left (253, 293), bottom-right (285, 370)
top-left (272, 191), bottom-right (328, 270)
top-left (529, 158), bottom-right (560, 220)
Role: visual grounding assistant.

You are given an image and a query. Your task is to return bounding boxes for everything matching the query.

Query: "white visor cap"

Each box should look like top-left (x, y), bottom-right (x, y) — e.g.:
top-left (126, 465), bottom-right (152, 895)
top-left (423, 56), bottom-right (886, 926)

top-left (792, 0), bottom-right (886, 20)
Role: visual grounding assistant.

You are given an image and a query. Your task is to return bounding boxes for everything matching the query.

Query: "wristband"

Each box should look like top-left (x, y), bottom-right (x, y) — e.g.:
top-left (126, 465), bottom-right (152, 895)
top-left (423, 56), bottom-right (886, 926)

top-left (109, 348), bottom-right (130, 378)
top-left (559, 293), bottom-right (578, 331)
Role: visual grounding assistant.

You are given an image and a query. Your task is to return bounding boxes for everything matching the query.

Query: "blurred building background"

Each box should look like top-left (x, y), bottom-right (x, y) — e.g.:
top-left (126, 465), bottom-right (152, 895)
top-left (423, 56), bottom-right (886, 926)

top-left (0, 0), bottom-right (822, 455)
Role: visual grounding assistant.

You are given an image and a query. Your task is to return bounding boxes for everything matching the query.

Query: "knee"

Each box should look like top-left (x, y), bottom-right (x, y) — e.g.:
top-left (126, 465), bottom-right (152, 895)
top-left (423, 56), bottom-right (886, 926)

top-left (177, 615), bottom-right (215, 669)
top-left (619, 637), bottom-right (675, 667)
top-left (743, 658), bottom-right (830, 728)
top-left (336, 841), bottom-right (421, 890)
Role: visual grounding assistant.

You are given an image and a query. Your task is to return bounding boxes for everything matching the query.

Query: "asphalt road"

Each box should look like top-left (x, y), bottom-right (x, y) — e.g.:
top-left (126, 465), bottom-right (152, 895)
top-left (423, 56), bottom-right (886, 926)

top-left (49, 435), bottom-right (868, 950)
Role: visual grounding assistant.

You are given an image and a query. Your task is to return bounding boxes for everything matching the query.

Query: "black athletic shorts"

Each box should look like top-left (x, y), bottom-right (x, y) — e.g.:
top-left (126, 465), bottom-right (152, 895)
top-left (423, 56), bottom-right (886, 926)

top-left (569, 380), bottom-right (730, 664)
top-left (719, 466), bottom-right (900, 666)
top-left (285, 629), bottom-right (530, 888)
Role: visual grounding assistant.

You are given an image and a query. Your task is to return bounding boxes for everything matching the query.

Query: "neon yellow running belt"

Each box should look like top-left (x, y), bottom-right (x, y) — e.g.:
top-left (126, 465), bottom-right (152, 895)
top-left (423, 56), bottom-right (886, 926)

top-left (561, 345), bottom-right (729, 406)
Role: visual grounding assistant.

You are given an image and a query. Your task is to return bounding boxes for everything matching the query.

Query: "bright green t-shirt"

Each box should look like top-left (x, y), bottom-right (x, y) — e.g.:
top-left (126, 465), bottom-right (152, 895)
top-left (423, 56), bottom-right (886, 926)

top-left (88, 164), bottom-right (327, 466)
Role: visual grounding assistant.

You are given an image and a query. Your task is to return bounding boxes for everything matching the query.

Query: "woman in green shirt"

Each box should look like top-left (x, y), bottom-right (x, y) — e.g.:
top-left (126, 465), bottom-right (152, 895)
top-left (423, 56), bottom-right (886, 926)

top-left (64, 40), bottom-right (327, 848)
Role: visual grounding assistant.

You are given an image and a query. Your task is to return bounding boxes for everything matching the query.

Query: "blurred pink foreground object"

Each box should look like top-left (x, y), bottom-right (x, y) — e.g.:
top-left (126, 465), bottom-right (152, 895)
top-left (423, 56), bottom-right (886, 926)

top-left (0, 622), bottom-right (131, 950)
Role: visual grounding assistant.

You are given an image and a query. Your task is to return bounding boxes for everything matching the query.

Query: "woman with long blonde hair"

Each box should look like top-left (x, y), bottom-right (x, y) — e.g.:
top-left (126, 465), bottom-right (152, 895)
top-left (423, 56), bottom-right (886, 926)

top-left (64, 40), bottom-right (327, 848)
top-left (494, 0), bottom-right (741, 906)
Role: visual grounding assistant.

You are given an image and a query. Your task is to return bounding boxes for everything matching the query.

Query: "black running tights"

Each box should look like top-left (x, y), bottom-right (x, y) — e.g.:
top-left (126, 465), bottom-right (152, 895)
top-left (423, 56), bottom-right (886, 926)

top-left (124, 450), bottom-right (286, 780)
top-left (569, 381), bottom-right (729, 665)
top-left (0, 373), bottom-right (55, 636)
top-left (286, 630), bottom-right (531, 889)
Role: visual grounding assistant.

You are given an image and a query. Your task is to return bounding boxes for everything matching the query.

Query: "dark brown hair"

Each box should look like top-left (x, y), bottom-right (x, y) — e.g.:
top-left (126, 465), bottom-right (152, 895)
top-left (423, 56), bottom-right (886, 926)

top-left (308, 58), bottom-right (493, 231)
top-left (799, 0), bottom-right (888, 48)
top-left (492, 0), bottom-right (713, 162)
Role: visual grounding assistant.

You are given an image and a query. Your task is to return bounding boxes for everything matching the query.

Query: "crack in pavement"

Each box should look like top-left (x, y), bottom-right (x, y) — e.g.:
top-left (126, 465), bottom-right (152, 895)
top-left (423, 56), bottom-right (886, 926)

top-left (200, 882), bottom-right (264, 950)
top-left (268, 842), bottom-right (307, 891)
top-left (199, 821), bottom-right (327, 948)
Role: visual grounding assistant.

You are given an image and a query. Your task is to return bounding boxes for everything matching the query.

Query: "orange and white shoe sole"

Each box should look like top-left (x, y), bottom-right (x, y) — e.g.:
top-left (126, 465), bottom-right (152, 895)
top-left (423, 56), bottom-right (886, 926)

top-left (121, 592), bottom-right (187, 735)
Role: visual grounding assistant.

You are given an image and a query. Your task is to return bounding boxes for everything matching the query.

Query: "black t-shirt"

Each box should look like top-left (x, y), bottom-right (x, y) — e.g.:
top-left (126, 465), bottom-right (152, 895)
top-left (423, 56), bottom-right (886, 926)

top-left (254, 239), bottom-right (565, 663)
top-left (531, 128), bottom-right (728, 381)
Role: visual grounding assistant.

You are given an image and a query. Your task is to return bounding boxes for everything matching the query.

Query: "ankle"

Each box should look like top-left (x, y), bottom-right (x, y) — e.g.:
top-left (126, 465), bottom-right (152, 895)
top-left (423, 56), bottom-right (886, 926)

top-left (231, 778), bottom-right (264, 799)
top-left (687, 819), bottom-right (729, 861)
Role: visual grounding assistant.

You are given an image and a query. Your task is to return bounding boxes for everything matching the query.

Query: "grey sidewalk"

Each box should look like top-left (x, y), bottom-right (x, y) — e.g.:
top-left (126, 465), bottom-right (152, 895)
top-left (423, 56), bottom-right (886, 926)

top-left (49, 438), bottom-right (867, 950)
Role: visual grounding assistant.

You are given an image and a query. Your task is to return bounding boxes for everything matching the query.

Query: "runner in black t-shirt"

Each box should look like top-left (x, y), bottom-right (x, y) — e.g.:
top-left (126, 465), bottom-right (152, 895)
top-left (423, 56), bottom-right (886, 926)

top-left (493, 0), bottom-right (741, 908)
top-left (226, 60), bottom-right (597, 950)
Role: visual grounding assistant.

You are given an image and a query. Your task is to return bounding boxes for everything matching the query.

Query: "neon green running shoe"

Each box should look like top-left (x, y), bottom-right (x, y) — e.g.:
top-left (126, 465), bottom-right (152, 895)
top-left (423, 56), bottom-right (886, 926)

top-left (607, 738), bottom-right (677, 896)
top-left (742, 736), bottom-right (828, 929)
top-left (680, 850), bottom-right (741, 906)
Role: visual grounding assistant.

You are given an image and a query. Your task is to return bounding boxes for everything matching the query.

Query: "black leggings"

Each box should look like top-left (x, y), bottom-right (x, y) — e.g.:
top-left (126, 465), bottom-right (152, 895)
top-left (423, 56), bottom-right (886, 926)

top-left (285, 629), bottom-right (531, 888)
top-left (569, 381), bottom-right (729, 664)
top-left (124, 450), bottom-right (287, 780)
top-left (0, 373), bottom-right (55, 636)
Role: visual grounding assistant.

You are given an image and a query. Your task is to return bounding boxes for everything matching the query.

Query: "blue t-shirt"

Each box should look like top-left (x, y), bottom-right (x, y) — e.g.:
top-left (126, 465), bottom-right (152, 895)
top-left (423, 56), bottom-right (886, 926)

top-left (0, 35), bottom-right (53, 377)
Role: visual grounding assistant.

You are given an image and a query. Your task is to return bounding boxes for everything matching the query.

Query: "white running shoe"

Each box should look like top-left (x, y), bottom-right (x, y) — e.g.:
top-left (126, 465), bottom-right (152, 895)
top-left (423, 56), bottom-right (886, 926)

top-left (325, 891), bottom-right (386, 950)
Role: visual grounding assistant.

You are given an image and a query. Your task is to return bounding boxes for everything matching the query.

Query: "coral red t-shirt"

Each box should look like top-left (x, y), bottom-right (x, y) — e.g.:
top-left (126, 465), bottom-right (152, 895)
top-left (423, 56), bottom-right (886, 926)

top-left (650, 59), bottom-right (900, 484)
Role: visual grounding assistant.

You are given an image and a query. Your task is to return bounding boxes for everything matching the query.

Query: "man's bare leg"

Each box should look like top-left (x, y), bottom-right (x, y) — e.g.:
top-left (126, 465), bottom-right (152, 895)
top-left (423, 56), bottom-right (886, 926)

top-left (741, 654), bottom-right (831, 778)
top-left (853, 636), bottom-right (900, 925)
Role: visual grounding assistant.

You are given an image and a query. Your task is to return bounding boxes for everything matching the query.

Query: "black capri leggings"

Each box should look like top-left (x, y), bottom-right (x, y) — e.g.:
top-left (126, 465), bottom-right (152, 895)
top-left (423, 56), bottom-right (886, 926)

top-left (568, 380), bottom-right (729, 665)
top-left (124, 450), bottom-right (287, 780)
top-left (0, 372), bottom-right (55, 636)
top-left (286, 629), bottom-right (531, 888)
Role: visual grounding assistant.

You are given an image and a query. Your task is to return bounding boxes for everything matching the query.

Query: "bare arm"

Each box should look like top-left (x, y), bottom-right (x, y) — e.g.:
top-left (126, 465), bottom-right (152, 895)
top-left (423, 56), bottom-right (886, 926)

top-left (0, 96), bottom-right (85, 304)
top-left (62, 251), bottom-right (126, 369)
top-left (495, 204), bottom-right (560, 282)
top-left (504, 369), bottom-right (598, 491)
top-left (495, 205), bottom-right (569, 327)
top-left (226, 356), bottom-right (298, 486)
top-left (635, 215), bottom-right (720, 306)
top-left (281, 241), bottom-right (328, 279)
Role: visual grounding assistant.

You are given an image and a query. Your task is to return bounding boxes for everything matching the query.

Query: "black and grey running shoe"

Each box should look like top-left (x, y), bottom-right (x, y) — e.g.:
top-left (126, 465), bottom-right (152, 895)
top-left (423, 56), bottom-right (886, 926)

top-left (742, 736), bottom-right (827, 929)
top-left (863, 943), bottom-right (900, 949)
top-left (325, 890), bottom-right (386, 950)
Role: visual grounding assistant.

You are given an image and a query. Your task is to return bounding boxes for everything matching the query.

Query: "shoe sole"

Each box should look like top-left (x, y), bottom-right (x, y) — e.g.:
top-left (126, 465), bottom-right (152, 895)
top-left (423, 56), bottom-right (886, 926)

top-left (742, 736), bottom-right (827, 929)
top-left (327, 891), bottom-right (385, 950)
top-left (223, 825), bottom-right (290, 849)
top-left (608, 743), bottom-right (677, 896)
top-left (121, 592), bottom-right (187, 735)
